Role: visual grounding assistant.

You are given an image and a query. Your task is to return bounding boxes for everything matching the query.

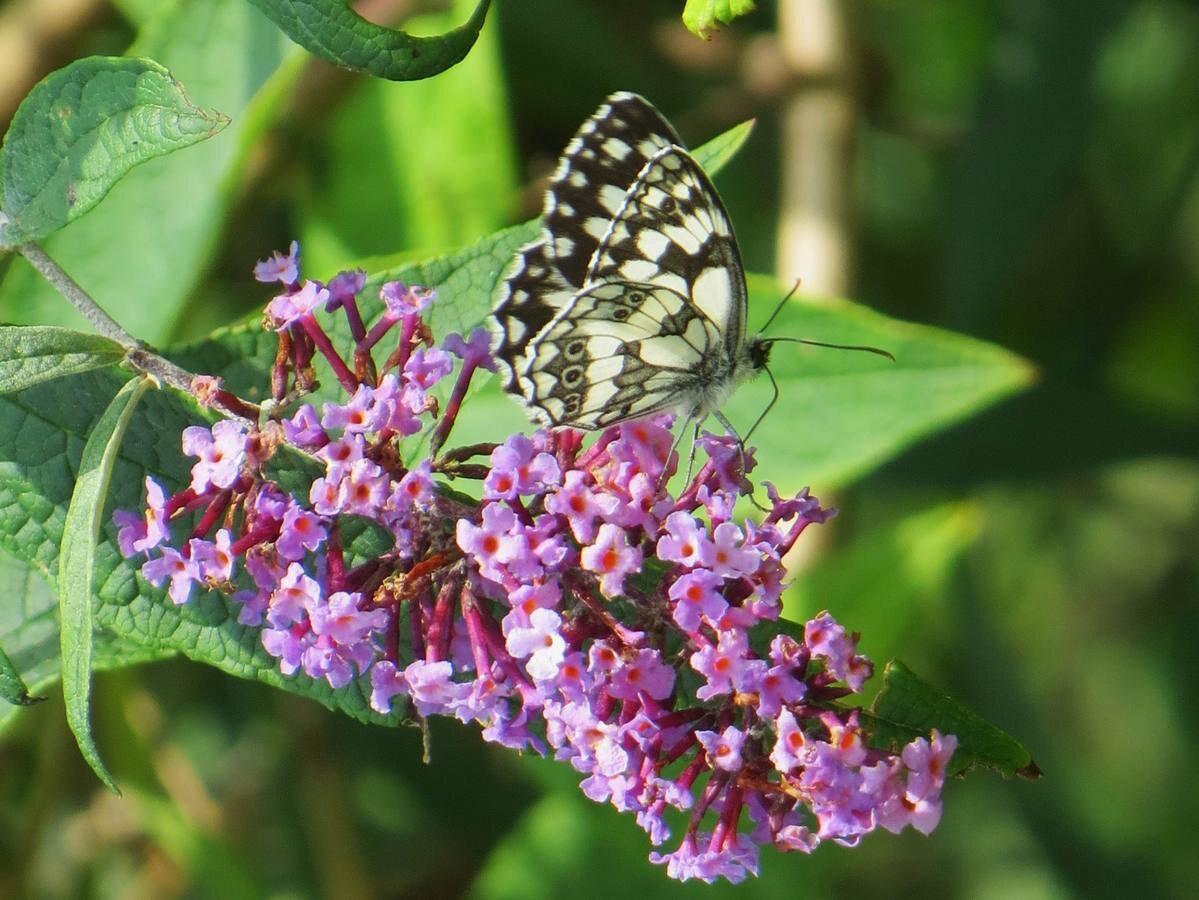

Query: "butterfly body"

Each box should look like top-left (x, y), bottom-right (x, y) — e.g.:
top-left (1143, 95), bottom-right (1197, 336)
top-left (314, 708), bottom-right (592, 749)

top-left (492, 93), bottom-right (764, 431)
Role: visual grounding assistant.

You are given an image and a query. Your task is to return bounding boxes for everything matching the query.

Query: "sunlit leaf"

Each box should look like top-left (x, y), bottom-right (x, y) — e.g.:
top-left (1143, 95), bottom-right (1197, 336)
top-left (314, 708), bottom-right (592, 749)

top-left (0, 326), bottom-right (125, 394)
top-left (0, 57), bottom-right (227, 245)
top-left (682, 0), bottom-right (756, 39)
top-left (246, 0), bottom-right (491, 81)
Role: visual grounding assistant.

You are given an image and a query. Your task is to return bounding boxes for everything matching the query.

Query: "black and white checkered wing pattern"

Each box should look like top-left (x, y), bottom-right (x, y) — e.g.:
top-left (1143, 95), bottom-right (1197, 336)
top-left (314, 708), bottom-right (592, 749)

top-left (587, 146), bottom-right (747, 358)
top-left (519, 282), bottom-right (721, 429)
top-left (491, 93), bottom-right (680, 394)
top-left (517, 145), bottom-right (748, 429)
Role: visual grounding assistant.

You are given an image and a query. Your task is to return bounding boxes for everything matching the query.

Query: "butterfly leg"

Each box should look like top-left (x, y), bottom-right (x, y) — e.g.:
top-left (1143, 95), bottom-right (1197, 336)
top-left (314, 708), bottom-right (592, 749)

top-left (712, 410), bottom-right (769, 512)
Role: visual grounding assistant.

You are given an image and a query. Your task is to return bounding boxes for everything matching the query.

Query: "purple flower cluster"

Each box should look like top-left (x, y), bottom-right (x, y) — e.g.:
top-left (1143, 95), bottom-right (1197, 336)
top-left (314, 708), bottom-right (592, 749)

top-left (115, 243), bottom-right (955, 883)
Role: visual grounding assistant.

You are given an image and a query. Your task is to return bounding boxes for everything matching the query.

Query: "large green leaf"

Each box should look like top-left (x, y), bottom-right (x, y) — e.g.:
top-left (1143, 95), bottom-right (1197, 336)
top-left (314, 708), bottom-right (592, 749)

top-left (0, 57), bottom-right (227, 246)
top-left (0, 0), bottom-right (292, 343)
top-left (246, 0), bottom-right (491, 81)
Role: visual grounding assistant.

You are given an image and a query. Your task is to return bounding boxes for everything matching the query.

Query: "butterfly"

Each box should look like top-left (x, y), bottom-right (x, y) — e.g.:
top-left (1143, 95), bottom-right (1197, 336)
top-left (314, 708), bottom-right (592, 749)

top-left (490, 92), bottom-right (771, 436)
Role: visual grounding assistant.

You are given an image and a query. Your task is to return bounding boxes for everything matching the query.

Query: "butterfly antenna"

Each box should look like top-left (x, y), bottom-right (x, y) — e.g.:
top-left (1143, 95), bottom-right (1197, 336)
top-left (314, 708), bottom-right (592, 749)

top-left (765, 336), bottom-right (896, 362)
top-left (759, 278), bottom-right (802, 335)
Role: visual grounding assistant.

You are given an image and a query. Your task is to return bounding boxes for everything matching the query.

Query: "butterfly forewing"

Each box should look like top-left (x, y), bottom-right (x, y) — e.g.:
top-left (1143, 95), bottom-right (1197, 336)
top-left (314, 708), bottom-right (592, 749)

top-left (492, 92), bottom-right (682, 394)
top-left (587, 146), bottom-right (747, 357)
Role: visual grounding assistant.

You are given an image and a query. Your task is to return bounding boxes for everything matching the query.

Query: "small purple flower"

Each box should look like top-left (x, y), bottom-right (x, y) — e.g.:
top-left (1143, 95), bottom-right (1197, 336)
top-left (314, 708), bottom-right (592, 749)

top-left (484, 433), bottom-right (561, 500)
top-left (456, 503), bottom-right (521, 584)
top-left (316, 433), bottom-right (364, 478)
top-left (705, 522), bottom-right (760, 577)
top-left (189, 528), bottom-right (235, 582)
top-left (380, 281), bottom-right (435, 317)
top-left (269, 562), bottom-right (320, 626)
top-left (253, 240), bottom-right (300, 284)
top-left (116, 476), bottom-right (170, 556)
top-left (338, 458), bottom-right (388, 517)
top-left (667, 568), bottom-right (727, 633)
top-left (142, 548), bottom-right (199, 605)
top-left (656, 512), bottom-right (712, 568)
top-left (283, 404), bottom-right (326, 448)
top-left (805, 611), bottom-right (855, 681)
top-left (545, 470), bottom-right (608, 542)
top-left (690, 630), bottom-right (750, 701)
top-left (325, 269), bottom-right (366, 309)
top-left (276, 502), bottom-right (327, 560)
top-left (608, 648), bottom-right (676, 701)
top-left (262, 625), bottom-right (309, 675)
top-left (182, 420), bottom-right (247, 493)
top-left (747, 662), bottom-right (806, 717)
top-left (697, 725), bottom-right (747, 772)
top-left (388, 460), bottom-right (435, 513)
top-left (404, 659), bottom-right (468, 717)
top-left (581, 523), bottom-right (642, 598)
top-left (443, 328), bottom-right (498, 371)
top-left (322, 383), bottom-right (391, 434)
top-left (309, 590), bottom-right (388, 646)
top-left (506, 607), bottom-right (567, 680)
top-left (403, 347), bottom-right (454, 390)
top-left (903, 730), bottom-right (957, 801)
top-left (266, 279), bottom-right (328, 329)
top-left (369, 660), bottom-right (409, 714)
top-left (770, 709), bottom-right (808, 774)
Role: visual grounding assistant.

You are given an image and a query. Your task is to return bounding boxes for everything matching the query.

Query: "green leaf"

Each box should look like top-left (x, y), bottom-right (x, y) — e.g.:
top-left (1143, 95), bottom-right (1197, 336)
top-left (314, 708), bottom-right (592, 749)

top-left (730, 275), bottom-right (1036, 491)
top-left (0, 326), bottom-right (126, 394)
top-left (0, 639), bottom-right (40, 706)
top-left (0, 0), bottom-right (293, 344)
top-left (691, 117), bottom-right (755, 176)
top-left (0, 57), bottom-right (228, 245)
top-left (865, 659), bottom-right (1041, 778)
top-left (245, 0), bottom-right (492, 81)
top-left (59, 374), bottom-right (151, 793)
top-left (299, 0), bottom-right (516, 270)
top-left (682, 0), bottom-right (756, 39)
top-left (0, 545), bottom-right (174, 737)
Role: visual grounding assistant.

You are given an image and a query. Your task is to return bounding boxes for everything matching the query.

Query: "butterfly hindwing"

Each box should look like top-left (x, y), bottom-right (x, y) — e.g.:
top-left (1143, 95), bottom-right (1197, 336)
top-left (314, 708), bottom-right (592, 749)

top-left (520, 282), bottom-right (718, 429)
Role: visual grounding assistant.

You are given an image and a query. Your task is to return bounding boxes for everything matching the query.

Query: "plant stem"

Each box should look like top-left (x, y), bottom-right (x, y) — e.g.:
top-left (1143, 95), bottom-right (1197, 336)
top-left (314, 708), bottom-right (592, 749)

top-left (18, 243), bottom-right (137, 347)
top-left (18, 242), bottom-right (258, 425)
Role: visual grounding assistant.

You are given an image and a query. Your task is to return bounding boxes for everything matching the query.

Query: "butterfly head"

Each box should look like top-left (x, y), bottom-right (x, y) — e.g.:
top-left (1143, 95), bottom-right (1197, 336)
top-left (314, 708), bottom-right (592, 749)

top-left (747, 335), bottom-right (772, 374)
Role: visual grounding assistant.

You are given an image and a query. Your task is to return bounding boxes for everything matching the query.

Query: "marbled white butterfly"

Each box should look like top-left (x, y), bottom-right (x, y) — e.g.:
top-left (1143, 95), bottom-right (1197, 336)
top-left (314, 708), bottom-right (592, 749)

top-left (491, 92), bottom-right (770, 434)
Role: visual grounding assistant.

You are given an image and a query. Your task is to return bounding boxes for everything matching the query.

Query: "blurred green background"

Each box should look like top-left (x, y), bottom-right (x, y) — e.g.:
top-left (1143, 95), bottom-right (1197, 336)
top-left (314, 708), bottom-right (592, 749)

top-left (1, 0), bottom-right (1197, 897)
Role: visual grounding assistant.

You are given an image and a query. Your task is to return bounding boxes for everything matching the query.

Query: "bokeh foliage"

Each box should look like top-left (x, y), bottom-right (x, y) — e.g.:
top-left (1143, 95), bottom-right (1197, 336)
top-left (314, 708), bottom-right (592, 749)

top-left (0, 0), bottom-right (1196, 897)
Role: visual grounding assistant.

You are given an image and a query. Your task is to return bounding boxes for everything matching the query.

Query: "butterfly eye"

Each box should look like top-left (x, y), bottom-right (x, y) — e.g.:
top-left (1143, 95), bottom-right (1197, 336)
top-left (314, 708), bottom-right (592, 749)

top-left (612, 308), bottom-right (631, 321)
top-left (562, 366), bottom-right (584, 386)
top-left (661, 196), bottom-right (676, 213)
top-left (565, 339), bottom-right (586, 358)
top-left (627, 291), bottom-right (644, 304)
